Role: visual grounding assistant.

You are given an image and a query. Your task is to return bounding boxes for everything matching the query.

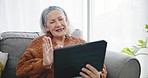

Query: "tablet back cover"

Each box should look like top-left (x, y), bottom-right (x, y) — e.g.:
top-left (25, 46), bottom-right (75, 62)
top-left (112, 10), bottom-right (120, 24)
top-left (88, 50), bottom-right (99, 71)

top-left (54, 40), bottom-right (107, 78)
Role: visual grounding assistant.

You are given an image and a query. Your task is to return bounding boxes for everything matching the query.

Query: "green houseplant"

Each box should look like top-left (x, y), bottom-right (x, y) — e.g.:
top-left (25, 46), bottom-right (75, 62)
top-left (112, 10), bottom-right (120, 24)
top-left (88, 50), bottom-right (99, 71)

top-left (122, 24), bottom-right (148, 56)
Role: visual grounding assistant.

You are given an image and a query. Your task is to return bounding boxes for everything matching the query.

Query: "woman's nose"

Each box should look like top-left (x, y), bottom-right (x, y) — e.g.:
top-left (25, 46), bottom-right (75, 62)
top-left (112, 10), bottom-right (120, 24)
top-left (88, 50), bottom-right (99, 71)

top-left (55, 20), bottom-right (61, 27)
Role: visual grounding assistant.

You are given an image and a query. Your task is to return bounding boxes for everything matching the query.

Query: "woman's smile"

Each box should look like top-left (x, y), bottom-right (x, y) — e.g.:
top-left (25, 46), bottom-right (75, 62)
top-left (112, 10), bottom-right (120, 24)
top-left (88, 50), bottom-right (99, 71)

top-left (55, 27), bottom-right (65, 32)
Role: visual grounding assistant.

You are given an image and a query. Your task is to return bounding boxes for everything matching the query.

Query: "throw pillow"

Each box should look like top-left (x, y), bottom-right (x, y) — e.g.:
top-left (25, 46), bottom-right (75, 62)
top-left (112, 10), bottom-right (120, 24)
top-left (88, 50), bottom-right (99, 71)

top-left (0, 61), bottom-right (3, 78)
top-left (0, 51), bottom-right (8, 70)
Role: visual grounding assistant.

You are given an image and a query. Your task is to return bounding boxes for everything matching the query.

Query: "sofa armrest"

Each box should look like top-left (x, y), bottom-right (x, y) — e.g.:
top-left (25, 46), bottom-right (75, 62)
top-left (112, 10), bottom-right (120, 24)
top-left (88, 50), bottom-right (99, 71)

top-left (104, 50), bottom-right (141, 78)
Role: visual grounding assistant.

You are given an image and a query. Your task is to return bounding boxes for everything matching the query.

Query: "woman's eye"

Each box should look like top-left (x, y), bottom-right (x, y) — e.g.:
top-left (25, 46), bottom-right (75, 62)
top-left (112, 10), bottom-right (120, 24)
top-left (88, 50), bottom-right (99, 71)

top-left (59, 18), bottom-right (63, 21)
top-left (50, 22), bottom-right (54, 24)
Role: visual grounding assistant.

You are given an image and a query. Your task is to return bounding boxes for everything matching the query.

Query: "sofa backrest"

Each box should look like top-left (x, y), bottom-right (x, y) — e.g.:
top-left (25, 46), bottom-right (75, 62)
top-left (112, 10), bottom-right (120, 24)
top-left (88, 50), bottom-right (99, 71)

top-left (0, 30), bottom-right (82, 78)
top-left (0, 32), bottom-right (39, 78)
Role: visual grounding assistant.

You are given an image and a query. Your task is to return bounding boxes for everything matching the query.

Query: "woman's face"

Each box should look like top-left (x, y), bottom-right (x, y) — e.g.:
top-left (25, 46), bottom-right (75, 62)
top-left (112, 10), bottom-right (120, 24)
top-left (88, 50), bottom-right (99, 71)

top-left (45, 10), bottom-right (68, 37)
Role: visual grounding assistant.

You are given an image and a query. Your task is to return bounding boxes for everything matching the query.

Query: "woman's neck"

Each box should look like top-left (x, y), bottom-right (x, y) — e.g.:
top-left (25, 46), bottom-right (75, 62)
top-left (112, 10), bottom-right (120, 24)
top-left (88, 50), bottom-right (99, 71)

top-left (53, 36), bottom-right (66, 46)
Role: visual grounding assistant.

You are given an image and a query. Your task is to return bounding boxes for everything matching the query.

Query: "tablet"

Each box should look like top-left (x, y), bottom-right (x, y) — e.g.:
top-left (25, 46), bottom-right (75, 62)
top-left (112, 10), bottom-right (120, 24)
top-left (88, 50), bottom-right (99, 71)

top-left (54, 40), bottom-right (107, 78)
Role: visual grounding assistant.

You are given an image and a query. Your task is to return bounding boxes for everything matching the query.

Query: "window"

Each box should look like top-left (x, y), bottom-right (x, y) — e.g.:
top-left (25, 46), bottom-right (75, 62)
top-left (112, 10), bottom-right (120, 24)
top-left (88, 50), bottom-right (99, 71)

top-left (0, 0), bottom-right (88, 41)
top-left (89, 0), bottom-right (148, 52)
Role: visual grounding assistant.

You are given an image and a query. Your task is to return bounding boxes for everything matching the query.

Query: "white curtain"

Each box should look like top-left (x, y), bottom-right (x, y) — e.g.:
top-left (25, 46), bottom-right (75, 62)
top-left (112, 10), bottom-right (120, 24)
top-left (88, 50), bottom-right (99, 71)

top-left (90, 0), bottom-right (148, 52)
top-left (0, 0), bottom-right (50, 32)
top-left (0, 0), bottom-right (87, 40)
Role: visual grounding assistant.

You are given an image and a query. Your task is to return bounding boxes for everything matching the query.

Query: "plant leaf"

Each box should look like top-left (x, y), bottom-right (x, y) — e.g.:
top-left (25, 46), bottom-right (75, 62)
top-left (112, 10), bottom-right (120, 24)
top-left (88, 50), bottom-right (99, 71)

top-left (145, 24), bottom-right (148, 29)
top-left (138, 40), bottom-right (144, 44)
top-left (145, 24), bottom-right (148, 32)
top-left (121, 48), bottom-right (136, 56)
top-left (137, 40), bottom-right (146, 48)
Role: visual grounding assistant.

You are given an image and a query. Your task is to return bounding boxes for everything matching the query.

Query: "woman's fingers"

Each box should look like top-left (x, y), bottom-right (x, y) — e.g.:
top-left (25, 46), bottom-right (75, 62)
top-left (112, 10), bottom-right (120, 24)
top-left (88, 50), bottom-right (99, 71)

top-left (81, 67), bottom-right (94, 78)
top-left (80, 71), bottom-right (91, 78)
top-left (43, 36), bottom-right (53, 50)
top-left (44, 36), bottom-right (52, 47)
top-left (47, 37), bottom-right (53, 47)
top-left (80, 64), bottom-right (101, 78)
top-left (42, 36), bottom-right (53, 66)
top-left (86, 64), bottom-right (98, 75)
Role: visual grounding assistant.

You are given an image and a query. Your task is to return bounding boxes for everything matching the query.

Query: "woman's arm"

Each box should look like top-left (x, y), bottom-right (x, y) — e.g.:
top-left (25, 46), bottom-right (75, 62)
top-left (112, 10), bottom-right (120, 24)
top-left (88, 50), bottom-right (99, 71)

top-left (16, 36), bottom-right (53, 77)
top-left (16, 49), bottom-right (49, 77)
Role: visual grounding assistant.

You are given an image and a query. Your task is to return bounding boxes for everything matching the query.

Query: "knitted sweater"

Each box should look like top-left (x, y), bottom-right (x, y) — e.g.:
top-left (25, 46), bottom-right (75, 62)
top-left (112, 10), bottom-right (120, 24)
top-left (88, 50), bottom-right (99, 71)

top-left (16, 35), bottom-right (107, 78)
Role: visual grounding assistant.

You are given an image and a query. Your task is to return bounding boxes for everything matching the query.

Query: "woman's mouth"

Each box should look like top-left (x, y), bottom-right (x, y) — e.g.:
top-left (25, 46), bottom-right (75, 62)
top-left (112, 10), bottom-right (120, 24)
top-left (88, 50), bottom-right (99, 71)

top-left (55, 28), bottom-right (65, 32)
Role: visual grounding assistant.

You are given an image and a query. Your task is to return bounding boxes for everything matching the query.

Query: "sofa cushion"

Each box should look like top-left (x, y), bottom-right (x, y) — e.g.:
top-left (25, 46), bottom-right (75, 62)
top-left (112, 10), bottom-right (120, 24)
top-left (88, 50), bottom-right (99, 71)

top-left (0, 32), bottom-right (39, 78)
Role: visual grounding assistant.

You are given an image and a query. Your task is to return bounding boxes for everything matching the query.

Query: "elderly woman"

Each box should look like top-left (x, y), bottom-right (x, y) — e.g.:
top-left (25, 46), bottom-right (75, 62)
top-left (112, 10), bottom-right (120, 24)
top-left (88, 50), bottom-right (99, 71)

top-left (16, 6), bottom-right (107, 78)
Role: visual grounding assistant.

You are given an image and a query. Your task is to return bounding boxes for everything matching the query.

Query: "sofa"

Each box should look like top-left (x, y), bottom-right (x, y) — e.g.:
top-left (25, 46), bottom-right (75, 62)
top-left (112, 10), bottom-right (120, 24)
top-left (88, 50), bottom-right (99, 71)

top-left (0, 31), bottom-right (141, 78)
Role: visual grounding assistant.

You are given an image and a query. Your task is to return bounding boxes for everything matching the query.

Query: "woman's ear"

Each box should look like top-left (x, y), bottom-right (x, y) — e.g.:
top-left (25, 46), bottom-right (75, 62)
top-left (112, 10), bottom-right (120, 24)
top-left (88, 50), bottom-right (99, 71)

top-left (44, 24), bottom-right (47, 28)
top-left (44, 24), bottom-right (49, 31)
